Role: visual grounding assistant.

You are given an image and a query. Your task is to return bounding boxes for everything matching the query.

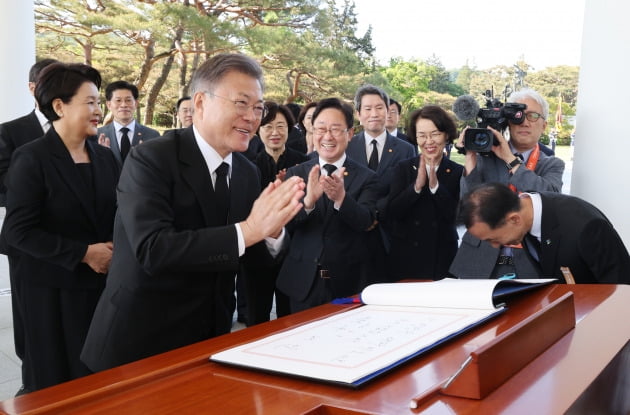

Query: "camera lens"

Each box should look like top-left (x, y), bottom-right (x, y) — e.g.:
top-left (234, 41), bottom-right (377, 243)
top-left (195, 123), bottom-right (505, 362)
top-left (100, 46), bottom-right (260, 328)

top-left (464, 128), bottom-right (494, 153)
top-left (472, 132), bottom-right (490, 147)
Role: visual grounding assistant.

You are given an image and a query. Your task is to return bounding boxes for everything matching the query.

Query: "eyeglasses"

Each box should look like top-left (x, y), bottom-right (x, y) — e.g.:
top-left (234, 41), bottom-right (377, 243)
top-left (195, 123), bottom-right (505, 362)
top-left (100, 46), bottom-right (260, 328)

top-left (313, 126), bottom-right (349, 138)
top-left (260, 123), bottom-right (287, 133)
top-left (388, 110), bottom-right (399, 116)
top-left (203, 91), bottom-right (267, 119)
top-left (525, 112), bottom-right (545, 122)
top-left (416, 131), bottom-right (443, 141)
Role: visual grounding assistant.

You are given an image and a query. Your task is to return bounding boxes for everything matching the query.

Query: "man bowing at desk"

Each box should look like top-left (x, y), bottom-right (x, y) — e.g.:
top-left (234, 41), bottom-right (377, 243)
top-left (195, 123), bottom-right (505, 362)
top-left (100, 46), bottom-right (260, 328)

top-left (81, 53), bottom-right (305, 372)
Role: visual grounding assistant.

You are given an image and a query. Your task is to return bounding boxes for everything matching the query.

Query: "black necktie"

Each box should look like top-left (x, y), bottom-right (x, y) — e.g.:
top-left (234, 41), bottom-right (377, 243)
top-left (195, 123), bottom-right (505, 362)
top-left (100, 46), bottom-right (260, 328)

top-left (120, 127), bottom-right (131, 161)
top-left (368, 139), bottom-right (379, 171)
top-left (322, 163), bottom-right (337, 176)
top-left (515, 152), bottom-right (524, 161)
top-left (214, 162), bottom-right (230, 224)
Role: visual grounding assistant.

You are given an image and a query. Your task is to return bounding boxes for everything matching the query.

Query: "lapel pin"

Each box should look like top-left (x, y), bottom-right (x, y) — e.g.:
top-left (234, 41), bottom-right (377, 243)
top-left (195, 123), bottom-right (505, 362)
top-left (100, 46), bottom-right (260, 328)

top-left (388, 148), bottom-right (393, 153)
top-left (344, 171), bottom-right (349, 176)
top-left (545, 239), bottom-right (551, 245)
top-left (446, 168), bottom-right (451, 173)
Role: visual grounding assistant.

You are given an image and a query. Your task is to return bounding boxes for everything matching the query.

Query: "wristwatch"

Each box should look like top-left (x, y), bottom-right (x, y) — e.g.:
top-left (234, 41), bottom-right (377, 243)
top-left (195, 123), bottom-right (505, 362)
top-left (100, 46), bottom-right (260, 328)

top-left (506, 157), bottom-right (523, 170)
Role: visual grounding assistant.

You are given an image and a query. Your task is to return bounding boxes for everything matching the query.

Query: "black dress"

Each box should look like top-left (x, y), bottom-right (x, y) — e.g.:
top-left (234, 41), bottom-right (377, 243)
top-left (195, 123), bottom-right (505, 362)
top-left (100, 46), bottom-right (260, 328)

top-left (0, 130), bottom-right (119, 392)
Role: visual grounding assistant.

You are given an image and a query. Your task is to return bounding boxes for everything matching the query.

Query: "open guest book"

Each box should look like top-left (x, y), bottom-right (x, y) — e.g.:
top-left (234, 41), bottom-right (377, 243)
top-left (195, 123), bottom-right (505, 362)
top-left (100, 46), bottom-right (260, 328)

top-left (210, 278), bottom-right (556, 387)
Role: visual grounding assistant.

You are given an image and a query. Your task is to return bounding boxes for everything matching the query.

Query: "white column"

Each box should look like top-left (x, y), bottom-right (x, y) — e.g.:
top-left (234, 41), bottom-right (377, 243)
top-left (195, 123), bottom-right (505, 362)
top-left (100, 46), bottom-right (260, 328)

top-left (0, 0), bottom-right (36, 123)
top-left (572, 0), bottom-right (630, 248)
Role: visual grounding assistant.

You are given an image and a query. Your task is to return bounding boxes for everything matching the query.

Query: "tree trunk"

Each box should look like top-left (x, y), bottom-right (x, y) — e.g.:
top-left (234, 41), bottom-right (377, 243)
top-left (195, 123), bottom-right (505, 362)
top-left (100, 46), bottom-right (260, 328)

top-left (144, 25), bottom-right (184, 124)
top-left (145, 27), bottom-right (184, 126)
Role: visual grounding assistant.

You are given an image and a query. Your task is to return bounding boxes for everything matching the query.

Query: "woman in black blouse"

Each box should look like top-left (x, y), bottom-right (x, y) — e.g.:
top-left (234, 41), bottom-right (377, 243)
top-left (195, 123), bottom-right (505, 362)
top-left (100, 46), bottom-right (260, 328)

top-left (0, 63), bottom-right (119, 392)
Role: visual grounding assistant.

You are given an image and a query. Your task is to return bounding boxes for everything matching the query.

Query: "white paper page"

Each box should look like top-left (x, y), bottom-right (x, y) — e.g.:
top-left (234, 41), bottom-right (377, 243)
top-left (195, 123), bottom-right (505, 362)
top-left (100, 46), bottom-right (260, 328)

top-left (211, 304), bottom-right (499, 385)
top-left (360, 278), bottom-right (555, 310)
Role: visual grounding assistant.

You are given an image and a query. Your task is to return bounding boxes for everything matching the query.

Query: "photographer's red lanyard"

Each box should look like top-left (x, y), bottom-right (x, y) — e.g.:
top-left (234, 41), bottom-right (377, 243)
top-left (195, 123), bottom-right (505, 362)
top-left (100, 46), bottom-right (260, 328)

top-left (508, 144), bottom-right (540, 193)
top-left (506, 144), bottom-right (541, 249)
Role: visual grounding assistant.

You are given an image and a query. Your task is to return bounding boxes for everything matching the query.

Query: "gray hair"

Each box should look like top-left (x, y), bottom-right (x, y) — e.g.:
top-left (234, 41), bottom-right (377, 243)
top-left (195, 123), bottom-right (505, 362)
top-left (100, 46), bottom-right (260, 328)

top-left (508, 88), bottom-right (549, 120)
top-left (190, 53), bottom-right (264, 96)
top-left (353, 84), bottom-right (389, 112)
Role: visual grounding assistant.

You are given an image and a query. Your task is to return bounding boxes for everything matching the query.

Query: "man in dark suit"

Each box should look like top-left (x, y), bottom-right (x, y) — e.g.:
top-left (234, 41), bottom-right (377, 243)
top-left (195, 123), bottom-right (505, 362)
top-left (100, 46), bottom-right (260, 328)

top-left (458, 182), bottom-right (630, 284)
top-left (81, 53), bottom-right (305, 372)
top-left (96, 80), bottom-right (160, 166)
top-left (0, 58), bottom-right (59, 206)
top-left (346, 85), bottom-right (416, 282)
top-left (386, 98), bottom-right (415, 151)
top-left (277, 98), bottom-right (380, 312)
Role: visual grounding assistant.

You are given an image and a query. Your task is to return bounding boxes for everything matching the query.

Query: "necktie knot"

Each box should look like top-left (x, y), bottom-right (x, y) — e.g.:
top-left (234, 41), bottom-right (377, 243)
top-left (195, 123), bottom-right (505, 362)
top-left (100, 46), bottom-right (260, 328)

top-left (514, 152), bottom-right (524, 161)
top-left (215, 162), bottom-right (229, 178)
top-left (322, 163), bottom-right (337, 176)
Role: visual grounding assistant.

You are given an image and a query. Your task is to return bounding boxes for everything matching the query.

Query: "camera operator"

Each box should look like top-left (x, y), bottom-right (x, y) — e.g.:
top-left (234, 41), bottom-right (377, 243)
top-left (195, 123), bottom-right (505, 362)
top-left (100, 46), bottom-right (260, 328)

top-left (450, 88), bottom-right (565, 279)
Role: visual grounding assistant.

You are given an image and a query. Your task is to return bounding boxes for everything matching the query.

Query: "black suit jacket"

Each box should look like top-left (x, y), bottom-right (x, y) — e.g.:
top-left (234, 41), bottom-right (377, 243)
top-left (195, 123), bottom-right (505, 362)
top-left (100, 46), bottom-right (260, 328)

top-left (0, 128), bottom-right (119, 288)
top-left (387, 156), bottom-right (463, 280)
top-left (0, 110), bottom-right (45, 205)
top-left (286, 125), bottom-right (307, 155)
top-left (537, 192), bottom-right (630, 283)
top-left (276, 158), bottom-right (379, 302)
top-left (81, 127), bottom-right (274, 372)
top-left (394, 130), bottom-right (417, 153)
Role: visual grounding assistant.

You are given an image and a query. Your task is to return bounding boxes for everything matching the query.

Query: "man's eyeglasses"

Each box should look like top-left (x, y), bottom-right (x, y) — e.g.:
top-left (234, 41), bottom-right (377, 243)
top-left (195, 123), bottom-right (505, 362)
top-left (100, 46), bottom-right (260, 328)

top-left (313, 126), bottom-right (348, 138)
top-left (525, 112), bottom-right (545, 122)
top-left (204, 91), bottom-right (267, 119)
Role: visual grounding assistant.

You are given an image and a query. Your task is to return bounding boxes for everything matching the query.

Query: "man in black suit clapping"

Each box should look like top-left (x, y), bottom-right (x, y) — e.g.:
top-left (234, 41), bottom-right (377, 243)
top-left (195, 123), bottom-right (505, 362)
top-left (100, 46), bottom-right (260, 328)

top-left (81, 53), bottom-right (305, 372)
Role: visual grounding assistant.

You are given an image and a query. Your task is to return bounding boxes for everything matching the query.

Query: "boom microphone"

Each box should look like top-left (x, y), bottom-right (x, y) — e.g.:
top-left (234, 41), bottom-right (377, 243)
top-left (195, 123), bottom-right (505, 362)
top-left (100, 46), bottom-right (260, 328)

top-left (452, 95), bottom-right (480, 122)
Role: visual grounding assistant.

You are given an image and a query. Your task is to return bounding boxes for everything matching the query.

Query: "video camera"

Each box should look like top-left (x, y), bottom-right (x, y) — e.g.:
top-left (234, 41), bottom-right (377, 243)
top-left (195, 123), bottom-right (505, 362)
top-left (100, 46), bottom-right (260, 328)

top-left (453, 90), bottom-right (527, 153)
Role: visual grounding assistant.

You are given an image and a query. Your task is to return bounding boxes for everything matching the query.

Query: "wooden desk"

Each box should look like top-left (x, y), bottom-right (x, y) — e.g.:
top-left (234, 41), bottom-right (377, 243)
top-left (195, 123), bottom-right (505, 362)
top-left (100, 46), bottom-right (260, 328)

top-left (1, 284), bottom-right (628, 414)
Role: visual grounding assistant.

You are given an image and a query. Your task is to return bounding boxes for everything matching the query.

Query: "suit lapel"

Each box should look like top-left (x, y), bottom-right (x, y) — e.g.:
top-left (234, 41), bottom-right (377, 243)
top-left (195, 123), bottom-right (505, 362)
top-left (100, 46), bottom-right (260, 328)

top-left (342, 159), bottom-right (358, 193)
top-left (133, 125), bottom-right (145, 146)
top-left (26, 111), bottom-right (45, 138)
top-left (349, 133), bottom-right (368, 167)
top-left (178, 129), bottom-right (216, 226)
top-left (46, 130), bottom-right (99, 228)
top-left (539, 195), bottom-right (561, 276)
top-left (377, 134), bottom-right (397, 174)
top-left (229, 155), bottom-right (254, 223)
